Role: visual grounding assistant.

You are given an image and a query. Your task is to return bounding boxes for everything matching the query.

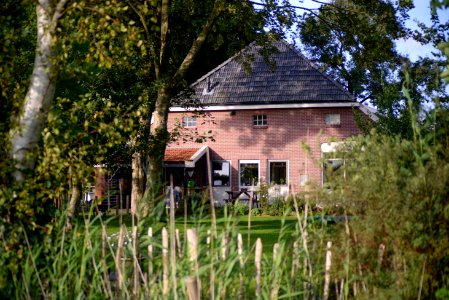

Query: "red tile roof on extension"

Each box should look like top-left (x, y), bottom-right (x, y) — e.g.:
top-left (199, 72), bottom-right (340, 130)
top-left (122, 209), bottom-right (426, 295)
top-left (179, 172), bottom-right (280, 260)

top-left (164, 147), bottom-right (202, 162)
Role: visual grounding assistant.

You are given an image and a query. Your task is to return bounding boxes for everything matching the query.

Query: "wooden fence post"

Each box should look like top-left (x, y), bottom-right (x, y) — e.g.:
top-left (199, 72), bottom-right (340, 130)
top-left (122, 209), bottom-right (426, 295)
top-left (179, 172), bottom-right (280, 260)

top-left (208, 228), bottom-right (215, 300)
top-left (323, 241), bottom-right (332, 300)
top-left (176, 229), bottom-right (182, 258)
top-left (132, 225), bottom-right (139, 298)
top-left (116, 225), bottom-right (125, 292)
top-left (291, 241), bottom-right (299, 291)
top-left (255, 238), bottom-right (262, 298)
top-left (271, 243), bottom-right (280, 300)
top-left (162, 227), bottom-right (169, 296)
top-left (118, 179), bottom-right (123, 216)
top-left (187, 229), bottom-right (201, 300)
top-left (247, 179), bottom-right (254, 249)
top-left (126, 195), bottom-right (130, 215)
top-left (206, 229), bottom-right (211, 256)
top-left (148, 227), bottom-right (153, 295)
top-left (237, 233), bottom-right (245, 299)
top-left (221, 234), bottom-right (228, 260)
top-left (185, 276), bottom-right (200, 300)
top-left (101, 225), bottom-right (112, 298)
top-left (169, 175), bottom-right (178, 299)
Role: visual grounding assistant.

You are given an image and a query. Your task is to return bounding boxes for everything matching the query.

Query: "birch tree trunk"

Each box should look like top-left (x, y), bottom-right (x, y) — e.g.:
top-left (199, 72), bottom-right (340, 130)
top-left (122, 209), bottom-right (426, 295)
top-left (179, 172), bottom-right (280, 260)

top-left (10, 0), bottom-right (69, 182)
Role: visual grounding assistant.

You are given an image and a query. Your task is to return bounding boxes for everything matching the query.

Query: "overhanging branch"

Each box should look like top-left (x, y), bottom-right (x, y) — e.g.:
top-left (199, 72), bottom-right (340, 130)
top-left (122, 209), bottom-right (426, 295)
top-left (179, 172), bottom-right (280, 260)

top-left (172, 1), bottom-right (223, 83)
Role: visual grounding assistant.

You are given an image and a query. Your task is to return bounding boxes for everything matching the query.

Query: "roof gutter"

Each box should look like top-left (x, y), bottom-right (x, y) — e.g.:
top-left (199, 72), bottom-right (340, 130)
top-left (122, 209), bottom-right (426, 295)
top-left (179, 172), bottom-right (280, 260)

top-left (169, 102), bottom-right (359, 112)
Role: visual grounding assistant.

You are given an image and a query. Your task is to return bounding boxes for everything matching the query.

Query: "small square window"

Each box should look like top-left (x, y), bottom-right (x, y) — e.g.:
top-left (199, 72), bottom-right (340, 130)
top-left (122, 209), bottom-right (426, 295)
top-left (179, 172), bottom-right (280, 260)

top-left (182, 116), bottom-right (197, 127)
top-left (325, 114), bottom-right (340, 126)
top-left (253, 115), bottom-right (267, 126)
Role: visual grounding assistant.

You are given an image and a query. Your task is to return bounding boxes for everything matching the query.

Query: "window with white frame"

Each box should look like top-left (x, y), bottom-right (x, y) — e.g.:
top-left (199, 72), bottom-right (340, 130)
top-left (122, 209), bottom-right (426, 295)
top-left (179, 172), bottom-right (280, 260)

top-left (325, 113), bottom-right (340, 126)
top-left (212, 161), bottom-right (230, 187)
top-left (239, 160), bottom-right (259, 187)
top-left (253, 115), bottom-right (267, 126)
top-left (182, 116), bottom-right (197, 127)
top-left (269, 161), bottom-right (288, 185)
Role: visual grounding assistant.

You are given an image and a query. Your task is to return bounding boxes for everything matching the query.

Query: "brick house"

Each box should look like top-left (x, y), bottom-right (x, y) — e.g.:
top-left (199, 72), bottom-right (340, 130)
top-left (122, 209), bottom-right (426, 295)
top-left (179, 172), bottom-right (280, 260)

top-left (164, 40), bottom-right (375, 204)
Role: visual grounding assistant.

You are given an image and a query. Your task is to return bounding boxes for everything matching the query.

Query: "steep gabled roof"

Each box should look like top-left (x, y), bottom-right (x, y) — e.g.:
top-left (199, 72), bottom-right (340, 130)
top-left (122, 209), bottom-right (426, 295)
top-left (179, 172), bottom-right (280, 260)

top-left (189, 40), bottom-right (354, 106)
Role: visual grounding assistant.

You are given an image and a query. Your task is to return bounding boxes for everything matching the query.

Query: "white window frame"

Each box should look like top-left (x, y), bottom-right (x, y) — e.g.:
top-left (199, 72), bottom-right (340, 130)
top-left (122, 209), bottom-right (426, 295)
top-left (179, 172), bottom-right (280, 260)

top-left (182, 116), bottom-right (197, 128)
top-left (212, 160), bottom-right (231, 187)
top-left (239, 160), bottom-right (260, 188)
top-left (268, 160), bottom-right (289, 186)
top-left (325, 113), bottom-right (341, 126)
top-left (253, 115), bottom-right (267, 126)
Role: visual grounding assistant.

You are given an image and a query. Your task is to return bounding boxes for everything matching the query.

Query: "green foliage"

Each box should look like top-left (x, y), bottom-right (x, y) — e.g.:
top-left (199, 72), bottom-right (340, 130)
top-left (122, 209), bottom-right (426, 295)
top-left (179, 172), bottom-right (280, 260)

top-left (318, 126), bottom-right (449, 296)
top-left (0, 202), bottom-right (338, 299)
top-left (299, 0), bottom-right (410, 102)
top-left (298, 0), bottom-right (449, 137)
top-left (250, 207), bottom-right (262, 216)
top-left (232, 200), bottom-right (249, 216)
top-left (266, 197), bottom-right (287, 216)
top-left (258, 180), bottom-right (269, 213)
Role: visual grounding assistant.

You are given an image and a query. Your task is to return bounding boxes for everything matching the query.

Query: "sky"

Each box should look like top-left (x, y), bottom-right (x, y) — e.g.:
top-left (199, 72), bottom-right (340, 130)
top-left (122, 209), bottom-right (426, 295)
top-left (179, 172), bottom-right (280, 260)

top-left (293, 0), bottom-right (449, 62)
top-left (396, 0), bottom-right (449, 61)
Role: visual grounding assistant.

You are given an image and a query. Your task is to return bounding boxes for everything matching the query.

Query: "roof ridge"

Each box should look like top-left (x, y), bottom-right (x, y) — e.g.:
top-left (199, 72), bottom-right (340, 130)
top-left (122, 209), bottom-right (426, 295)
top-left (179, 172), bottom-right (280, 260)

top-left (279, 40), bottom-right (355, 102)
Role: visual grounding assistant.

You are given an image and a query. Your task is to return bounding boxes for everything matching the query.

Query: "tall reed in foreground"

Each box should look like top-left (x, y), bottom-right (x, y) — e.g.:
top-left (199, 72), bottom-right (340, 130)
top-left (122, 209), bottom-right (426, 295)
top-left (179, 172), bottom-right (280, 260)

top-left (9, 193), bottom-right (345, 299)
top-left (7, 124), bottom-right (449, 299)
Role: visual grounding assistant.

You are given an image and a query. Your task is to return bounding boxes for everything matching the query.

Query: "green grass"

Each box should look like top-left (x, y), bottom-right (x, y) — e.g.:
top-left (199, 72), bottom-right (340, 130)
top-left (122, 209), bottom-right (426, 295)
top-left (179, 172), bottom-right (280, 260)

top-left (87, 208), bottom-right (335, 254)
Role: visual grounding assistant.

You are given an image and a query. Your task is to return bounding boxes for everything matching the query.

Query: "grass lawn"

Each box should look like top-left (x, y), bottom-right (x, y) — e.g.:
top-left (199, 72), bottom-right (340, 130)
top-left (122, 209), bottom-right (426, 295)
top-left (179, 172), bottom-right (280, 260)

top-left (86, 208), bottom-right (335, 253)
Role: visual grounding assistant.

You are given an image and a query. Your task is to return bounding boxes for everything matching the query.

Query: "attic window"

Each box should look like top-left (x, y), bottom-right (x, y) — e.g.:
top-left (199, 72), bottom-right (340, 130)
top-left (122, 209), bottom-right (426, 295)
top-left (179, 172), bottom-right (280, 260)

top-left (325, 114), bottom-right (340, 126)
top-left (182, 116), bottom-right (197, 128)
top-left (202, 77), bottom-right (219, 95)
top-left (253, 115), bottom-right (267, 126)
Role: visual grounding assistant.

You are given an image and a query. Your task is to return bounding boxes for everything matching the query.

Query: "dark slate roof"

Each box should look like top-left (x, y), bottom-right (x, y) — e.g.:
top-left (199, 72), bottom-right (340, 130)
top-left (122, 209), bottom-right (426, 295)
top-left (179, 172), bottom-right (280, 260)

top-left (189, 40), bottom-right (354, 106)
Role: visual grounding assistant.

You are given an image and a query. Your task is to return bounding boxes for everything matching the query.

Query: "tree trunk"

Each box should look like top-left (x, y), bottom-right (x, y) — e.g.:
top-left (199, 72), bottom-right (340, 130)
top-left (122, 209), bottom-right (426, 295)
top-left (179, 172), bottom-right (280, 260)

top-left (67, 176), bottom-right (82, 226)
top-left (10, 0), bottom-right (68, 182)
top-left (141, 2), bottom-right (223, 215)
top-left (143, 84), bottom-right (171, 216)
top-left (131, 151), bottom-right (145, 216)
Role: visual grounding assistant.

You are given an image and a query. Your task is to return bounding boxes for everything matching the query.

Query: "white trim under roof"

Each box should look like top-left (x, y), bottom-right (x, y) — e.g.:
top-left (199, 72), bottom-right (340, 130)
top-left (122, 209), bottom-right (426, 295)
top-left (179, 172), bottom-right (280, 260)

top-left (358, 104), bottom-right (379, 121)
top-left (170, 102), bottom-right (378, 122)
top-left (170, 102), bottom-right (359, 112)
top-left (186, 145), bottom-right (209, 168)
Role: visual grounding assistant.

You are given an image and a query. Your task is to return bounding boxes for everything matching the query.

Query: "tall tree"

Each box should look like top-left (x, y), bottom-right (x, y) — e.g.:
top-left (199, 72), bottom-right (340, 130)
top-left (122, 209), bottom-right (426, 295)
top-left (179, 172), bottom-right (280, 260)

top-left (298, 0), bottom-right (449, 136)
top-left (297, 0), bottom-right (421, 135)
top-left (10, 0), bottom-right (70, 182)
top-left (70, 0), bottom-right (295, 216)
top-left (299, 0), bottom-right (411, 102)
top-left (142, 0), bottom-right (296, 215)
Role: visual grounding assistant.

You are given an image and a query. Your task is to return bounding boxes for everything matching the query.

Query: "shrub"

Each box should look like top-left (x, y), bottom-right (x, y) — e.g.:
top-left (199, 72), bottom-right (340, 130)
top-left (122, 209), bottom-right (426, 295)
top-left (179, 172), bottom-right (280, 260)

top-left (250, 207), bottom-right (262, 216)
top-left (232, 200), bottom-right (248, 216)
top-left (258, 180), bottom-right (269, 213)
top-left (267, 197), bottom-right (287, 216)
top-left (319, 131), bottom-right (449, 297)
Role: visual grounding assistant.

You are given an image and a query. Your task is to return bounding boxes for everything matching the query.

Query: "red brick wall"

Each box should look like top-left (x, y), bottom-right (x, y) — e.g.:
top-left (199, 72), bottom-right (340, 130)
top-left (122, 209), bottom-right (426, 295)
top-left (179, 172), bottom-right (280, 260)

top-left (167, 107), bottom-right (362, 192)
